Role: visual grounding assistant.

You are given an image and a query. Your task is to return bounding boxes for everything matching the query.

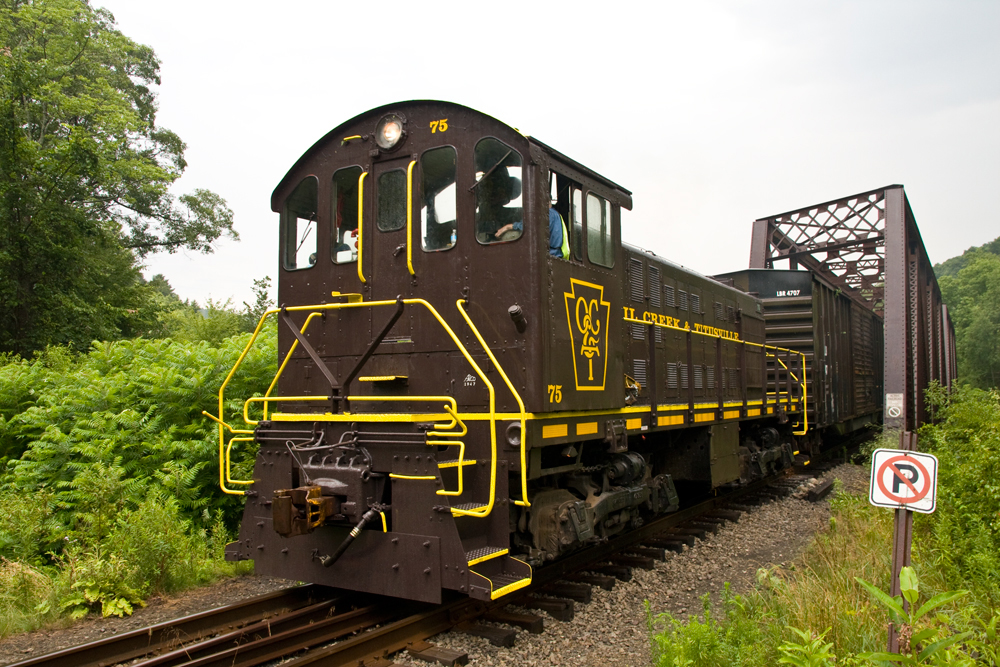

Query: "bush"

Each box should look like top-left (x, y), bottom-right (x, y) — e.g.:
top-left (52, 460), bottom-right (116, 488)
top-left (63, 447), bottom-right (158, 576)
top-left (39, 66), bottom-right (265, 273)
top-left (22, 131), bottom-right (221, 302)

top-left (918, 384), bottom-right (1000, 611)
top-left (0, 326), bottom-right (273, 631)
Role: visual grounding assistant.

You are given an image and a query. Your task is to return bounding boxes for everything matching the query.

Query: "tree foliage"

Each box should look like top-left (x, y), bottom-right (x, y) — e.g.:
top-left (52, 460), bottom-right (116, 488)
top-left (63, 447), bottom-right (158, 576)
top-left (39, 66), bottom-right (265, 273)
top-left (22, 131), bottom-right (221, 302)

top-left (937, 252), bottom-right (1000, 389)
top-left (0, 0), bottom-right (236, 355)
top-left (934, 234), bottom-right (1000, 280)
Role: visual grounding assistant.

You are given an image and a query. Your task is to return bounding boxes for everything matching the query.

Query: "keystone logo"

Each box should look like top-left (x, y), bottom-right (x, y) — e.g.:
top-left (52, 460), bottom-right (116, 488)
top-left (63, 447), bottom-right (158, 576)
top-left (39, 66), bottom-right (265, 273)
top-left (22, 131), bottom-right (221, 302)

top-left (563, 279), bottom-right (611, 391)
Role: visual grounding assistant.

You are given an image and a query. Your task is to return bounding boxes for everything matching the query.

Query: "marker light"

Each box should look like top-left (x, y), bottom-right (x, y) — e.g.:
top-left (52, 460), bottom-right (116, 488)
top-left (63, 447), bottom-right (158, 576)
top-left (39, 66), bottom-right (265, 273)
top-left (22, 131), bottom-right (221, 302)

top-left (375, 114), bottom-right (404, 150)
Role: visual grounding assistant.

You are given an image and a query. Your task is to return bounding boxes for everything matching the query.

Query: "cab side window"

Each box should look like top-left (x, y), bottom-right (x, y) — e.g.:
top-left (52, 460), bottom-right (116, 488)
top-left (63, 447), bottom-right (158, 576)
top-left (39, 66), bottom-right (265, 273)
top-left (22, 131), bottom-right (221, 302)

top-left (282, 176), bottom-right (318, 271)
top-left (586, 192), bottom-right (614, 268)
top-left (331, 166), bottom-right (362, 264)
top-left (549, 170), bottom-right (582, 261)
top-left (475, 138), bottom-right (523, 244)
top-left (420, 146), bottom-right (457, 252)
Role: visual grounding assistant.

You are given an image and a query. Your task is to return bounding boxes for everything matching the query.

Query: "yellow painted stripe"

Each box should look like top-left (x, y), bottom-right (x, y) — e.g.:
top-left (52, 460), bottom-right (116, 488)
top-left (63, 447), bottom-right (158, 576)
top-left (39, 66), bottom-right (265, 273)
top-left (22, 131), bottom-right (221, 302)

top-left (389, 473), bottom-right (436, 480)
top-left (658, 414), bottom-right (684, 426)
top-left (626, 418), bottom-right (642, 430)
top-left (694, 413), bottom-right (714, 423)
top-left (576, 422), bottom-right (598, 436)
top-left (747, 409), bottom-right (761, 417)
top-left (724, 410), bottom-right (741, 419)
top-left (468, 548), bottom-right (508, 566)
top-left (767, 407), bottom-right (774, 414)
top-left (358, 375), bottom-right (407, 382)
top-left (437, 459), bottom-right (477, 469)
top-left (543, 424), bottom-right (568, 439)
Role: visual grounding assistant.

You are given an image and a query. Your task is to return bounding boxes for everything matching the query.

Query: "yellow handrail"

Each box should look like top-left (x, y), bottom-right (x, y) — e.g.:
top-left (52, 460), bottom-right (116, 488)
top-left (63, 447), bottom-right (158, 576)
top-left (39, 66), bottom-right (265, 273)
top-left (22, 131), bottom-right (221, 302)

top-left (406, 160), bottom-right (416, 276)
top-left (429, 405), bottom-right (468, 496)
top-left (357, 171), bottom-right (368, 284)
top-left (215, 298), bottom-right (499, 518)
top-left (210, 307), bottom-right (281, 495)
top-left (456, 299), bottom-right (531, 508)
top-left (793, 354), bottom-right (809, 436)
top-left (201, 409), bottom-right (255, 493)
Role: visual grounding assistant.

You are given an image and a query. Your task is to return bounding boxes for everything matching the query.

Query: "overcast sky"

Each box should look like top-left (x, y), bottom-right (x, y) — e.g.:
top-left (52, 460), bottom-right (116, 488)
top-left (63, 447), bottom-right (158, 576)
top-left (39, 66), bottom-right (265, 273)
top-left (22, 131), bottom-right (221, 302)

top-left (97, 0), bottom-right (1000, 306)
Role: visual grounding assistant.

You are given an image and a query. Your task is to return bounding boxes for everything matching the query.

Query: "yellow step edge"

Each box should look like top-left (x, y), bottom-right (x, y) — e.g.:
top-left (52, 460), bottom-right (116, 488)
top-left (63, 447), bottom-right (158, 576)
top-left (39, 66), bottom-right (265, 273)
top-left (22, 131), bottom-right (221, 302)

top-left (467, 548), bottom-right (508, 566)
top-left (491, 575), bottom-right (532, 600)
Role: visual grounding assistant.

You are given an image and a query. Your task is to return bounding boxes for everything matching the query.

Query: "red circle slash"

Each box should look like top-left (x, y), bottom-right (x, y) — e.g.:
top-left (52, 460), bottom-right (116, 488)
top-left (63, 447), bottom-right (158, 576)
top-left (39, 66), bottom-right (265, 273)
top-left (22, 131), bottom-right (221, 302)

top-left (876, 455), bottom-right (931, 504)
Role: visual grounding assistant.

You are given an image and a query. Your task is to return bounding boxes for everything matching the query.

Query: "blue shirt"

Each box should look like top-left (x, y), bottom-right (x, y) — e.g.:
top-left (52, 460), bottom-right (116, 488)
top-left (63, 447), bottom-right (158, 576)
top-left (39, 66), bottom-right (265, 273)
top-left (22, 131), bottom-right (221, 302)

top-left (510, 209), bottom-right (564, 257)
top-left (548, 208), bottom-right (564, 257)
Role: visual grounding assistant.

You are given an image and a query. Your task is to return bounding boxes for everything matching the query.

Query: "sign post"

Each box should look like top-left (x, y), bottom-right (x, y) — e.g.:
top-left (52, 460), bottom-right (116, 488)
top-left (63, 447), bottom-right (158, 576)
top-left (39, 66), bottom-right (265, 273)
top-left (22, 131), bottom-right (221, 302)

top-left (869, 431), bottom-right (938, 652)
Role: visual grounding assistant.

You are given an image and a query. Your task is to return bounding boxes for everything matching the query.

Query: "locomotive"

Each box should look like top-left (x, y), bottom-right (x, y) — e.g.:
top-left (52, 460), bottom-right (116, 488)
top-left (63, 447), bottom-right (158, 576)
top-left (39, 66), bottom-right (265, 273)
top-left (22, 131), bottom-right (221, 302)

top-left (210, 101), bottom-right (878, 604)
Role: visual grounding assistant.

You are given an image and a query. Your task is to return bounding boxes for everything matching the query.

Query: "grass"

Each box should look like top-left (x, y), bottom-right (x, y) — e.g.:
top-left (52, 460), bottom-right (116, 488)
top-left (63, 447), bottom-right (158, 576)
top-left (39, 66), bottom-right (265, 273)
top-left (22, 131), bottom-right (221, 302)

top-left (647, 480), bottom-right (998, 666)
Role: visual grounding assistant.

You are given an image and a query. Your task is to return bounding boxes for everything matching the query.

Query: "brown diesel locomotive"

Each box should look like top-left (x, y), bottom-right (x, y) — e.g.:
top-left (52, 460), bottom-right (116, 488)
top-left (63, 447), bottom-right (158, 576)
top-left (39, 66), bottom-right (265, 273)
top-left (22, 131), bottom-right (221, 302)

top-left (210, 101), bottom-right (867, 604)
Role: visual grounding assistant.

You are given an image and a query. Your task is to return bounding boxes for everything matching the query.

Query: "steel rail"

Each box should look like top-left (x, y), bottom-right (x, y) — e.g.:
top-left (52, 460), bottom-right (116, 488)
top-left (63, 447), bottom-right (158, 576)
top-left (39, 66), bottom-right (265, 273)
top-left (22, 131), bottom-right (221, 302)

top-left (6, 585), bottom-right (329, 667)
top-left (10, 475), bottom-right (795, 667)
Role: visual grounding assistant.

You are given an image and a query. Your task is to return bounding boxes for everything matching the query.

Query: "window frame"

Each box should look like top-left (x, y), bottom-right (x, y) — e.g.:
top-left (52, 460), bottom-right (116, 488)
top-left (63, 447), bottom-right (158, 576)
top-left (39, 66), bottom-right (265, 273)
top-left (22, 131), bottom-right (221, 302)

top-left (473, 136), bottom-right (524, 247)
top-left (418, 144), bottom-right (459, 254)
top-left (281, 175), bottom-right (320, 272)
top-left (584, 190), bottom-right (615, 269)
top-left (330, 165), bottom-right (364, 265)
top-left (376, 168), bottom-right (407, 233)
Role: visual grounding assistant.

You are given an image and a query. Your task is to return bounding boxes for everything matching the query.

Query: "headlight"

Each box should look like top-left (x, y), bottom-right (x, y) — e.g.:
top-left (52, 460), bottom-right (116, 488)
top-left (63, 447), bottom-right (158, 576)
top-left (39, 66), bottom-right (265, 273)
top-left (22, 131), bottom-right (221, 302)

top-left (375, 114), bottom-right (404, 150)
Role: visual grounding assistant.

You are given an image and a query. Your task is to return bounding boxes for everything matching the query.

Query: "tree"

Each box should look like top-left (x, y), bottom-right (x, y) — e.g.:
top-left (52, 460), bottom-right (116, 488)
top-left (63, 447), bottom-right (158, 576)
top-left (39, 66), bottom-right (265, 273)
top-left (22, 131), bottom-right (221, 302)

top-left (0, 0), bottom-right (236, 355)
top-left (938, 252), bottom-right (1000, 389)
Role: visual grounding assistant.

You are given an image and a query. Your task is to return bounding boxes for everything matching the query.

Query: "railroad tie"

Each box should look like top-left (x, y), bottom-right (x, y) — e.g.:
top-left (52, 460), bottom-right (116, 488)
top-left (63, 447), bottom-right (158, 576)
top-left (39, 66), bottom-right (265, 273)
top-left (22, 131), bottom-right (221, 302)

top-left (484, 608), bottom-right (544, 634)
top-left (407, 640), bottom-right (469, 666)
top-left (590, 564), bottom-right (633, 581)
top-left (642, 538), bottom-right (687, 553)
top-left (672, 526), bottom-right (708, 539)
top-left (455, 621), bottom-right (518, 647)
top-left (705, 509), bottom-right (743, 522)
top-left (565, 572), bottom-right (617, 590)
top-left (807, 478), bottom-right (835, 501)
top-left (521, 595), bottom-right (575, 621)
top-left (723, 503), bottom-right (757, 513)
top-left (688, 521), bottom-right (722, 534)
top-left (610, 554), bottom-right (656, 570)
top-left (629, 546), bottom-right (668, 560)
top-left (545, 581), bottom-right (593, 603)
top-left (659, 532), bottom-right (696, 547)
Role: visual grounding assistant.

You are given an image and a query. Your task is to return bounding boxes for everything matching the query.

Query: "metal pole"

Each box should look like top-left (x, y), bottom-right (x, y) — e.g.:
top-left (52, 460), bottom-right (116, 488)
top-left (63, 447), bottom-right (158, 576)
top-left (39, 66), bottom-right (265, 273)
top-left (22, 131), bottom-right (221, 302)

top-left (887, 430), bottom-right (917, 652)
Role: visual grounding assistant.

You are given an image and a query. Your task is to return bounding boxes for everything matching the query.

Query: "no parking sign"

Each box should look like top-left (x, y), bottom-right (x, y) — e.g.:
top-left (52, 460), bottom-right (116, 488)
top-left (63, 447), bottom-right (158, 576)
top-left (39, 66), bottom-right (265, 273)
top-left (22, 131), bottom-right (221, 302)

top-left (869, 448), bottom-right (938, 514)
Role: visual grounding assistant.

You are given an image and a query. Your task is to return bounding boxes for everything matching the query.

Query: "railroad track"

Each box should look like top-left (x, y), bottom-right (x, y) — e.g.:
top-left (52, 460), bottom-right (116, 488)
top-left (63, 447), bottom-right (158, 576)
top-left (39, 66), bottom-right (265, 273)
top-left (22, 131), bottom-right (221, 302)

top-left (10, 470), bottom-right (836, 667)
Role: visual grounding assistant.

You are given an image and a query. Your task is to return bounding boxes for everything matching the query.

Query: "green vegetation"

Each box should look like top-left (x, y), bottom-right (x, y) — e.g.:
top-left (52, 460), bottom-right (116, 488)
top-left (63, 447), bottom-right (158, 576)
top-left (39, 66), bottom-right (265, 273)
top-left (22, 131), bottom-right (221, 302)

top-left (0, 0), bottom-right (237, 357)
top-left (934, 235), bottom-right (1000, 280)
top-left (937, 252), bottom-right (1000, 389)
top-left (0, 311), bottom-right (276, 634)
top-left (647, 386), bottom-right (1000, 666)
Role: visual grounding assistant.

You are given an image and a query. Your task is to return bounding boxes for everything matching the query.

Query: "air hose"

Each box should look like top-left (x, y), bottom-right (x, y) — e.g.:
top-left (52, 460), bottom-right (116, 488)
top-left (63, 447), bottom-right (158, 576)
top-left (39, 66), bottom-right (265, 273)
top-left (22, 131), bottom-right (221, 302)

top-left (320, 506), bottom-right (380, 567)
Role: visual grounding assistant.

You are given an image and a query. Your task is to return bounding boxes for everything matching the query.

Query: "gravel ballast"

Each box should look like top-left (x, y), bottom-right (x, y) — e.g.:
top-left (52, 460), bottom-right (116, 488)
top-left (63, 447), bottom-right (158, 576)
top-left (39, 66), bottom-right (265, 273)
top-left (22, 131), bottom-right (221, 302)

top-left (0, 464), bottom-right (870, 666)
top-left (394, 463), bottom-right (870, 667)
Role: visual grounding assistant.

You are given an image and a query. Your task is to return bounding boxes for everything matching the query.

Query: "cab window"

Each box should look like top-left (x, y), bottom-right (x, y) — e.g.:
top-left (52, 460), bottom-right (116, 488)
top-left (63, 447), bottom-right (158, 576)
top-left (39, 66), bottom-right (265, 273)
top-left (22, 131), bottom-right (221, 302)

top-left (420, 146), bottom-right (457, 252)
top-left (377, 169), bottom-right (406, 232)
top-left (549, 170), bottom-right (582, 261)
top-left (571, 186), bottom-right (583, 260)
top-left (282, 176), bottom-right (318, 271)
top-left (586, 192), bottom-right (614, 268)
top-left (331, 166), bottom-right (362, 264)
top-left (474, 138), bottom-right (522, 244)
